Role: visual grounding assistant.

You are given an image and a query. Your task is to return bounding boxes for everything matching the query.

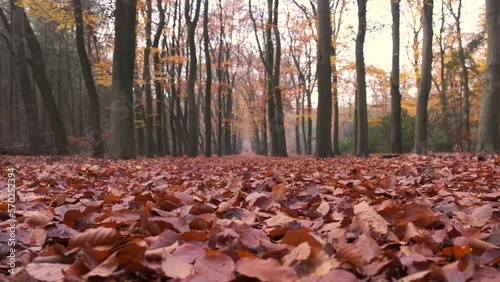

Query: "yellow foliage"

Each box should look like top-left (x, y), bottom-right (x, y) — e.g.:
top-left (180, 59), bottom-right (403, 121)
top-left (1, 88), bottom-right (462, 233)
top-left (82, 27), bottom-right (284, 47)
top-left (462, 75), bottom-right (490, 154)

top-left (161, 55), bottom-right (188, 64)
top-left (93, 60), bottom-right (112, 87)
top-left (368, 117), bottom-right (382, 127)
top-left (401, 98), bottom-right (416, 116)
top-left (18, 0), bottom-right (105, 31)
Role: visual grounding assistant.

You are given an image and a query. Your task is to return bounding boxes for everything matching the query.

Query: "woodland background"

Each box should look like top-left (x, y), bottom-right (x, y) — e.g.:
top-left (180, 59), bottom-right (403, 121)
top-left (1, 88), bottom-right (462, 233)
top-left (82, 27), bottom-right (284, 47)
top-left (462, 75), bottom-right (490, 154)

top-left (0, 0), bottom-right (497, 158)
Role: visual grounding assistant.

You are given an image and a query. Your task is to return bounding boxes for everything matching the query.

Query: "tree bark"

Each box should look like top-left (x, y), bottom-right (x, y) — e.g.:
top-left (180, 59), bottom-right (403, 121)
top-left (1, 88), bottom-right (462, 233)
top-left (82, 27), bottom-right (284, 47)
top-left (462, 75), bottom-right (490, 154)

top-left (72, 0), bottom-right (103, 157)
top-left (203, 0), bottom-right (212, 157)
top-left (110, 0), bottom-right (137, 159)
top-left (23, 12), bottom-right (68, 155)
top-left (448, 0), bottom-right (470, 151)
top-left (153, 0), bottom-right (166, 156)
top-left (390, 0), bottom-right (402, 153)
top-left (185, 0), bottom-right (201, 157)
top-left (272, 0), bottom-right (287, 157)
top-left (143, 0), bottom-right (155, 157)
top-left (414, 0), bottom-right (433, 155)
top-left (477, 0), bottom-right (500, 152)
top-left (315, 0), bottom-right (333, 158)
top-left (11, 1), bottom-right (41, 155)
top-left (355, 0), bottom-right (369, 157)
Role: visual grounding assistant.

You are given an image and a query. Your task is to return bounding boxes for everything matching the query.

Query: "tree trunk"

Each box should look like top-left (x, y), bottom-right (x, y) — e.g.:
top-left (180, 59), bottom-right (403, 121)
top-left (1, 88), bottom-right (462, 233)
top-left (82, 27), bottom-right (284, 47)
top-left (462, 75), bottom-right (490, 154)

top-left (477, 0), bottom-right (500, 152)
top-left (307, 88), bottom-right (312, 154)
top-left (185, 0), bottom-right (201, 157)
top-left (295, 94), bottom-right (301, 154)
top-left (265, 0), bottom-right (278, 156)
top-left (153, 0), bottom-right (166, 156)
top-left (110, 0), bottom-right (137, 159)
top-left (438, 0), bottom-right (449, 137)
top-left (143, 0), bottom-right (155, 157)
top-left (203, 0), bottom-right (212, 157)
top-left (450, 0), bottom-right (471, 152)
top-left (390, 0), bottom-right (402, 153)
top-left (414, 0), bottom-right (433, 155)
top-left (355, 0), bottom-right (369, 157)
top-left (315, 0), bottom-right (333, 158)
top-left (72, 0), bottom-right (103, 157)
top-left (135, 85), bottom-right (145, 156)
top-left (11, 2), bottom-right (41, 155)
top-left (332, 58), bottom-right (340, 155)
top-left (23, 12), bottom-right (68, 155)
top-left (272, 0), bottom-right (287, 157)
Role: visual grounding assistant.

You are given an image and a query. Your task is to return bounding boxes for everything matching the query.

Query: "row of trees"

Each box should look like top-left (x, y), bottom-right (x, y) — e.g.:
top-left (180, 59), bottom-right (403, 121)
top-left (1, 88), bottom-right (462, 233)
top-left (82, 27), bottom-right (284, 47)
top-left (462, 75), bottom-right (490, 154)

top-left (0, 0), bottom-right (497, 158)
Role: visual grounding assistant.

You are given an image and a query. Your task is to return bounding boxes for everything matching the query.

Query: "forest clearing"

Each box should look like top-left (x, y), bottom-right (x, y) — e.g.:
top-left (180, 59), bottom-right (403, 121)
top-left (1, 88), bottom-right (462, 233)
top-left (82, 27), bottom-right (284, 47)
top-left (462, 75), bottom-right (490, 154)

top-left (0, 154), bottom-right (499, 281)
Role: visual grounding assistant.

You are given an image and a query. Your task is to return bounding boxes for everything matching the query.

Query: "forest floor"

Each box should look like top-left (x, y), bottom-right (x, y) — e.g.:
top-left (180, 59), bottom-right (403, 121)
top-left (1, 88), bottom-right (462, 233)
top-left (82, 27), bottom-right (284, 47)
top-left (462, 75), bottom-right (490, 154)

top-left (0, 153), bottom-right (499, 281)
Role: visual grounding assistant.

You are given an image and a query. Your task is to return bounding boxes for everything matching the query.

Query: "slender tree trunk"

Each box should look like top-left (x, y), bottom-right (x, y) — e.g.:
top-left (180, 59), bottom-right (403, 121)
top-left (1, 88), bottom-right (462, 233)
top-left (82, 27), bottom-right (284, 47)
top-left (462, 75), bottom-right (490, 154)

top-left (449, 0), bottom-right (471, 152)
top-left (477, 0), bottom-right (500, 152)
top-left (272, 0), bottom-right (287, 157)
top-left (135, 84), bottom-right (145, 155)
top-left (203, 0), bottom-right (212, 157)
top-left (265, 0), bottom-right (278, 156)
top-left (355, 0), bottom-right (369, 157)
top-left (72, 0), bottom-right (103, 157)
top-left (414, 0), bottom-right (433, 155)
top-left (143, 0), bottom-right (155, 157)
top-left (295, 93), bottom-right (301, 154)
top-left (11, 1), bottom-right (41, 155)
top-left (390, 0), bottom-right (402, 153)
top-left (185, 0), bottom-right (201, 157)
top-left (23, 12), bottom-right (68, 155)
top-left (315, 0), bottom-right (333, 158)
top-left (110, 0), bottom-right (137, 159)
top-left (301, 92), bottom-right (307, 154)
top-left (307, 88), bottom-right (312, 154)
top-left (438, 0), bottom-right (449, 137)
top-left (332, 58), bottom-right (340, 155)
top-left (153, 0), bottom-right (166, 156)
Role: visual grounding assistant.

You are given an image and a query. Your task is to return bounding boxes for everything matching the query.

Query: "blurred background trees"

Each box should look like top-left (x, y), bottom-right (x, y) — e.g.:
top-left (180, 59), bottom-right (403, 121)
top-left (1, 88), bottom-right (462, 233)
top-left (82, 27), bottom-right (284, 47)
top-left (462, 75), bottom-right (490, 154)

top-left (0, 0), bottom-right (493, 157)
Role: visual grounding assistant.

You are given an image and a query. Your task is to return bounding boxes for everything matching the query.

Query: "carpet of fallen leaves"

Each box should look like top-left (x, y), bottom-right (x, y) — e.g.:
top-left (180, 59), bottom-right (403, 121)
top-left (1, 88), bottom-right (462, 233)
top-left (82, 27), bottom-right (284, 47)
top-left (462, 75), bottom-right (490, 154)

top-left (0, 153), bottom-right (499, 282)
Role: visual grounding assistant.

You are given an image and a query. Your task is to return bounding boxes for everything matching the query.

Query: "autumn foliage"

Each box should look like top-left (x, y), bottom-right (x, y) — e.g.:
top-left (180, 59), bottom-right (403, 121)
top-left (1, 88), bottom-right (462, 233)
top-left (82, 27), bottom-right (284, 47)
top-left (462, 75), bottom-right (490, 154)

top-left (0, 154), bottom-right (499, 281)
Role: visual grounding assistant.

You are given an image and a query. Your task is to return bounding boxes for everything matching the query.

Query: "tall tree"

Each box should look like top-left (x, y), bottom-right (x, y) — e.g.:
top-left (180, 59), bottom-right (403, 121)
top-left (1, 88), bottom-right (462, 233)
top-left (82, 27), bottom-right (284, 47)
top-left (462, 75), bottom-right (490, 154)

top-left (436, 0), bottom-right (449, 136)
top-left (414, 0), bottom-right (433, 155)
top-left (72, 0), bottom-right (103, 158)
top-left (203, 0), bottom-right (212, 157)
top-left (110, 0), bottom-right (137, 159)
top-left (331, 0), bottom-right (347, 156)
top-left (272, 0), bottom-right (287, 156)
top-left (143, 0), bottom-right (155, 157)
top-left (390, 0), bottom-right (402, 153)
top-left (446, 0), bottom-right (470, 152)
top-left (24, 12), bottom-right (69, 155)
top-left (315, 0), bottom-right (333, 158)
top-left (476, 0), bottom-right (500, 152)
top-left (355, 0), bottom-right (369, 157)
top-left (249, 0), bottom-right (287, 157)
top-left (153, 0), bottom-right (167, 156)
top-left (10, 1), bottom-right (41, 155)
top-left (185, 0), bottom-right (202, 157)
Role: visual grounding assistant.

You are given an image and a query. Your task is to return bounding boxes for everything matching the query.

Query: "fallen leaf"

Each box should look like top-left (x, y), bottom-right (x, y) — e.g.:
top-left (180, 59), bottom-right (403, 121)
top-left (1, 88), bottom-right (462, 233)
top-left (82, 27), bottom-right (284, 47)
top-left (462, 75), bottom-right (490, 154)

top-left (236, 257), bottom-right (298, 282)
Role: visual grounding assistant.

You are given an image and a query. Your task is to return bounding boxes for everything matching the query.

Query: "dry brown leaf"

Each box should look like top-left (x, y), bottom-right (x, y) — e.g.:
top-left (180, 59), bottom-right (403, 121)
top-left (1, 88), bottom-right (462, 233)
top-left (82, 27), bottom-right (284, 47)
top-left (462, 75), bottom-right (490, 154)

top-left (236, 257), bottom-right (298, 282)
top-left (161, 251), bottom-right (194, 279)
top-left (335, 245), bottom-right (365, 271)
top-left (193, 253), bottom-right (235, 282)
top-left (68, 227), bottom-right (120, 250)
top-left (25, 263), bottom-right (69, 282)
top-left (283, 242), bottom-right (311, 267)
top-left (352, 201), bottom-right (388, 236)
top-left (271, 184), bottom-right (287, 202)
